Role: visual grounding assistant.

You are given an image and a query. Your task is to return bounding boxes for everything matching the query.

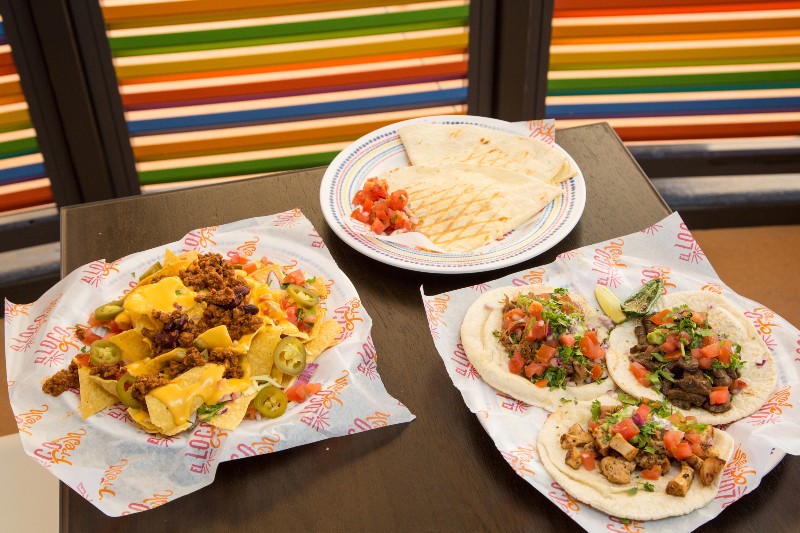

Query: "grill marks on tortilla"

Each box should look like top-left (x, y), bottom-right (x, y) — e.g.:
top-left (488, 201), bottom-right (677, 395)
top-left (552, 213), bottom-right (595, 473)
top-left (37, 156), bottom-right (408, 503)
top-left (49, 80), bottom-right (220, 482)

top-left (401, 180), bottom-right (506, 249)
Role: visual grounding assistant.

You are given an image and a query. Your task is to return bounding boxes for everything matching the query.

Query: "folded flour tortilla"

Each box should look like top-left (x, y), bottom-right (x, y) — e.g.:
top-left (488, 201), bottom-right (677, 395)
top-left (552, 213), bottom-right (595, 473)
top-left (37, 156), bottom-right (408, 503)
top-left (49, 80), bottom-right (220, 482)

top-left (382, 163), bottom-right (561, 253)
top-left (398, 123), bottom-right (578, 185)
top-left (536, 399), bottom-right (735, 521)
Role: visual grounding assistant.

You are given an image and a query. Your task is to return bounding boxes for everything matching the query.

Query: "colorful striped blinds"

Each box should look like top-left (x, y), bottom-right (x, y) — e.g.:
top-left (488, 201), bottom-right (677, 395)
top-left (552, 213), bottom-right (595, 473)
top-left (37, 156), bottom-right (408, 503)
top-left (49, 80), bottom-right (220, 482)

top-left (0, 19), bottom-right (54, 214)
top-left (546, 0), bottom-right (800, 143)
top-left (100, 0), bottom-right (470, 188)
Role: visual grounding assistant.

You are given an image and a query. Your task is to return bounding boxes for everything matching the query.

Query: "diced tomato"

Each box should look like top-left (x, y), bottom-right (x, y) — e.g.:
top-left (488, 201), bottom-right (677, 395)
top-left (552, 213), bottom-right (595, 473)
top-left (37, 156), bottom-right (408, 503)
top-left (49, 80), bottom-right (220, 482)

top-left (526, 320), bottom-right (547, 342)
top-left (699, 342), bottom-right (719, 359)
top-left (635, 403), bottom-right (651, 421)
top-left (684, 415), bottom-right (698, 425)
top-left (690, 348), bottom-right (702, 359)
top-left (285, 305), bottom-right (298, 325)
top-left (641, 466), bottom-right (661, 480)
top-left (610, 418), bottom-right (640, 441)
top-left (659, 335), bottom-right (680, 354)
top-left (698, 357), bottom-right (714, 370)
top-left (509, 352), bottom-right (525, 375)
top-left (672, 442), bottom-right (694, 460)
top-left (662, 349), bottom-right (683, 361)
top-left (283, 269), bottom-right (305, 286)
top-left (559, 333), bottom-right (575, 347)
top-left (650, 309), bottom-right (675, 325)
top-left (579, 331), bottom-right (605, 361)
top-left (285, 385), bottom-right (306, 402)
top-left (535, 378), bottom-right (549, 388)
top-left (663, 429), bottom-right (685, 453)
top-left (304, 383), bottom-right (322, 395)
top-left (731, 379), bottom-right (748, 392)
top-left (524, 362), bottom-right (546, 378)
top-left (580, 451), bottom-right (596, 471)
top-left (668, 413), bottom-right (683, 426)
top-left (588, 420), bottom-right (600, 431)
top-left (702, 332), bottom-right (719, 346)
top-left (535, 344), bottom-right (558, 363)
top-left (590, 363), bottom-right (603, 380)
top-left (685, 432), bottom-right (701, 445)
top-left (242, 262), bottom-right (257, 274)
top-left (717, 340), bottom-right (733, 365)
top-left (502, 308), bottom-right (526, 330)
top-left (629, 361), bottom-right (651, 387)
top-left (387, 189), bottom-right (409, 210)
top-left (527, 300), bottom-right (544, 320)
top-left (82, 330), bottom-right (102, 345)
top-left (228, 252), bottom-right (248, 265)
top-left (690, 311), bottom-right (707, 326)
top-left (371, 218), bottom-right (387, 234)
top-left (75, 352), bottom-right (91, 367)
top-left (679, 331), bottom-right (692, 344)
top-left (350, 208), bottom-right (370, 223)
top-left (543, 339), bottom-right (558, 349)
top-left (709, 386), bottom-right (731, 405)
top-left (392, 211), bottom-right (412, 232)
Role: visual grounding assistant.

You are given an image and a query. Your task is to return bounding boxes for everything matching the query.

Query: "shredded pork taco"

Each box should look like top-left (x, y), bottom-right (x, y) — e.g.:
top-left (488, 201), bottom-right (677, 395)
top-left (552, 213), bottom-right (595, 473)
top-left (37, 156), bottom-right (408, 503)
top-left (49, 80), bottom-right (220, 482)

top-left (42, 250), bottom-right (342, 436)
top-left (605, 291), bottom-right (776, 425)
top-left (461, 284), bottom-right (613, 411)
top-left (536, 396), bottom-right (734, 521)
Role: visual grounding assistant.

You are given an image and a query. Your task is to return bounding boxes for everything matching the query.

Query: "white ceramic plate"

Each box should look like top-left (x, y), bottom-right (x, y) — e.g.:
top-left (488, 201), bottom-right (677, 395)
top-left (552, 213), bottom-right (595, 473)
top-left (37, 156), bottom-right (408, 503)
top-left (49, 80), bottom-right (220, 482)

top-left (320, 115), bottom-right (586, 274)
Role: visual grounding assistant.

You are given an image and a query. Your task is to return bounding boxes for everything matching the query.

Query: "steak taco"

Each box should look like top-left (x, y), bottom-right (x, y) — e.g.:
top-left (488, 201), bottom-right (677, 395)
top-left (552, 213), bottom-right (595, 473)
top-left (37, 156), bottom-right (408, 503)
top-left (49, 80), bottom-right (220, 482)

top-left (605, 291), bottom-right (776, 425)
top-left (461, 285), bottom-right (613, 411)
top-left (536, 396), bottom-right (734, 521)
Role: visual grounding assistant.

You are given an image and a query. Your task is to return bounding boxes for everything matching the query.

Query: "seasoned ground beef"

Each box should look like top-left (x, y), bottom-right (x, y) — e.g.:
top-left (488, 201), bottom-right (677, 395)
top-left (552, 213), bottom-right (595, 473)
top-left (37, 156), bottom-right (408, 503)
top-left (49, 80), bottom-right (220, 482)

top-left (142, 253), bottom-right (264, 355)
top-left (161, 346), bottom-right (243, 380)
top-left (131, 374), bottom-right (170, 405)
top-left (162, 347), bottom-right (208, 379)
top-left (42, 362), bottom-right (79, 396)
top-left (208, 347), bottom-right (243, 379)
top-left (90, 362), bottom-right (125, 380)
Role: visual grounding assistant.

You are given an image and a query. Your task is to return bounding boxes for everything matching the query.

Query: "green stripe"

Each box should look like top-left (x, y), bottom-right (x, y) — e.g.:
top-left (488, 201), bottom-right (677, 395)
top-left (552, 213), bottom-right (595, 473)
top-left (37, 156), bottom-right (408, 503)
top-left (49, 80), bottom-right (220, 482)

top-left (138, 151), bottom-right (339, 184)
top-left (110, 6), bottom-right (468, 57)
top-left (549, 55), bottom-right (800, 71)
top-left (0, 136), bottom-right (39, 159)
top-left (548, 69), bottom-right (800, 95)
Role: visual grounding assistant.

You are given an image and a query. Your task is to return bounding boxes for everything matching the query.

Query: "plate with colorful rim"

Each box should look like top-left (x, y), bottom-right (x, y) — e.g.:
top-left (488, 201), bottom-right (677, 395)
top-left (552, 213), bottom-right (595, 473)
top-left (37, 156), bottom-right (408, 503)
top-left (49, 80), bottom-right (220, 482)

top-left (319, 115), bottom-right (586, 274)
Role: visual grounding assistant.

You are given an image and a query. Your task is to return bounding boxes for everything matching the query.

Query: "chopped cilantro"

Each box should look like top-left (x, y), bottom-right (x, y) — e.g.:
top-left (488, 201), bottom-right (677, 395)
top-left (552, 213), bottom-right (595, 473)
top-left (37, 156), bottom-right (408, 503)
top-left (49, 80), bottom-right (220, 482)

top-left (197, 403), bottom-right (225, 422)
top-left (554, 287), bottom-right (568, 295)
top-left (617, 392), bottom-right (639, 405)
top-left (641, 482), bottom-right (655, 492)
top-left (306, 276), bottom-right (316, 284)
top-left (492, 331), bottom-right (501, 338)
top-left (627, 487), bottom-right (639, 495)
top-left (591, 400), bottom-right (601, 420)
top-left (542, 366), bottom-right (567, 389)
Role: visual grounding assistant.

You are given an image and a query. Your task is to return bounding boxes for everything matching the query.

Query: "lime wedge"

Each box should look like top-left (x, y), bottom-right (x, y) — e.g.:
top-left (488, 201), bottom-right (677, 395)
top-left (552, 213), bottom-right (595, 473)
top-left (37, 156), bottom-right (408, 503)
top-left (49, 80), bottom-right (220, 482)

top-left (594, 285), bottom-right (627, 324)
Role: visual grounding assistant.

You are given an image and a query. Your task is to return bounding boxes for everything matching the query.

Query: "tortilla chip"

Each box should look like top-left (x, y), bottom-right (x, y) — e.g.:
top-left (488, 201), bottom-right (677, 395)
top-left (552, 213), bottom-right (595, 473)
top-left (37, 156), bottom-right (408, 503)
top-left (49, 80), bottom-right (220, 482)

top-left (195, 325), bottom-right (233, 350)
top-left (304, 319), bottom-right (343, 361)
top-left (163, 248), bottom-right (180, 266)
top-left (125, 347), bottom-right (187, 377)
top-left (146, 393), bottom-right (204, 433)
top-left (87, 374), bottom-right (120, 398)
top-left (78, 365), bottom-right (118, 419)
top-left (128, 407), bottom-right (162, 433)
top-left (310, 276), bottom-right (327, 299)
top-left (250, 265), bottom-right (283, 288)
top-left (109, 329), bottom-right (153, 362)
top-left (207, 393), bottom-right (256, 430)
top-left (244, 326), bottom-right (280, 376)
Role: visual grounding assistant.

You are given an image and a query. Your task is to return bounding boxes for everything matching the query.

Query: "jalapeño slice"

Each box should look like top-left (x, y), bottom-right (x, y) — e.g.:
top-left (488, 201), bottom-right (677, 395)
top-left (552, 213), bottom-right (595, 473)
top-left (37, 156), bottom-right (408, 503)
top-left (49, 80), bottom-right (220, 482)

top-left (273, 337), bottom-right (307, 376)
top-left (286, 284), bottom-right (319, 309)
top-left (94, 301), bottom-right (124, 321)
top-left (89, 340), bottom-right (122, 366)
top-left (254, 386), bottom-right (288, 418)
top-left (116, 374), bottom-right (140, 408)
top-left (622, 278), bottom-right (665, 317)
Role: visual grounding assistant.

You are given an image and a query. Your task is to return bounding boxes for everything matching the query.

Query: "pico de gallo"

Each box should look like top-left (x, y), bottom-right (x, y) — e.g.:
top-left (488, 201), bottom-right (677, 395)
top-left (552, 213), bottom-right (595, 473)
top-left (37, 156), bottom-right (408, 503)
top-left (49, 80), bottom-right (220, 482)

top-left (350, 177), bottom-right (418, 235)
top-left (628, 305), bottom-right (747, 414)
top-left (560, 396), bottom-right (727, 496)
top-left (495, 288), bottom-right (608, 390)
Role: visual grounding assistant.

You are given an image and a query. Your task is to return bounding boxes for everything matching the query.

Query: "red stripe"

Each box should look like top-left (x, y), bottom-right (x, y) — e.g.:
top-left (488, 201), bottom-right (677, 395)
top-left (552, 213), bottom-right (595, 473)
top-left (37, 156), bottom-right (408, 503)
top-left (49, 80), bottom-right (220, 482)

top-left (615, 120), bottom-right (800, 141)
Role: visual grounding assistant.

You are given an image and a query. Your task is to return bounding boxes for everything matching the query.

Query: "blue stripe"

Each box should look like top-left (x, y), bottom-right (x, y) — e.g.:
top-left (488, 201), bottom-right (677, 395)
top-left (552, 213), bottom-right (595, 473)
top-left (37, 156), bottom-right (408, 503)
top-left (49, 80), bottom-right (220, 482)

top-left (546, 96), bottom-right (800, 119)
top-left (127, 88), bottom-right (468, 136)
top-left (0, 162), bottom-right (46, 183)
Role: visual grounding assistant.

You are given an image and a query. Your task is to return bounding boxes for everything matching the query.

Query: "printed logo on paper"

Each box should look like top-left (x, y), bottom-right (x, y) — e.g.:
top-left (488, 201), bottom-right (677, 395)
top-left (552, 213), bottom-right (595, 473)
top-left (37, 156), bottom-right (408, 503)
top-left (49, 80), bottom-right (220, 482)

top-left (641, 222), bottom-right (663, 236)
top-left (356, 335), bottom-right (378, 379)
top-left (548, 482), bottom-right (581, 514)
top-left (81, 260), bottom-right (119, 287)
top-left (4, 301), bottom-right (32, 323)
top-left (146, 434), bottom-right (178, 447)
top-left (230, 434), bottom-right (282, 459)
top-left (34, 428), bottom-right (87, 466)
top-left (424, 294), bottom-right (450, 340)
top-left (233, 236), bottom-right (260, 258)
top-left (8, 296), bottom-right (61, 353)
top-left (274, 208), bottom-right (303, 228)
top-left (527, 119), bottom-right (555, 144)
top-left (98, 459), bottom-right (129, 500)
top-left (300, 370), bottom-right (349, 432)
top-left (607, 516), bottom-right (645, 532)
top-left (557, 249), bottom-right (578, 260)
top-left (308, 227), bottom-right (326, 248)
top-left (121, 490), bottom-right (173, 515)
top-left (451, 342), bottom-right (480, 381)
top-left (593, 240), bottom-right (626, 288)
top-left (749, 385), bottom-right (792, 425)
top-left (497, 392), bottom-right (529, 414)
top-left (15, 404), bottom-right (48, 436)
top-left (675, 223), bottom-right (705, 264)
top-left (182, 226), bottom-right (217, 252)
top-left (347, 411), bottom-right (391, 434)
top-left (33, 325), bottom-right (81, 368)
top-left (512, 267), bottom-right (548, 286)
top-left (701, 281), bottom-right (724, 294)
top-left (743, 306), bottom-right (781, 350)
top-left (333, 297), bottom-right (363, 342)
top-left (500, 444), bottom-right (538, 479)
top-left (715, 444), bottom-right (756, 508)
top-left (470, 283), bottom-right (491, 293)
top-left (185, 423), bottom-right (228, 474)
top-left (641, 266), bottom-right (676, 294)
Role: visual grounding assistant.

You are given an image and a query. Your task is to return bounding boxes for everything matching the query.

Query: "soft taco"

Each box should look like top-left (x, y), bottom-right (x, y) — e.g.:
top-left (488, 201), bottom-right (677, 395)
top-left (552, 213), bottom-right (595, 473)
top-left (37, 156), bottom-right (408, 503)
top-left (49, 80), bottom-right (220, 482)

top-left (461, 285), bottom-right (613, 411)
top-left (536, 396), bottom-right (734, 521)
top-left (605, 291), bottom-right (776, 425)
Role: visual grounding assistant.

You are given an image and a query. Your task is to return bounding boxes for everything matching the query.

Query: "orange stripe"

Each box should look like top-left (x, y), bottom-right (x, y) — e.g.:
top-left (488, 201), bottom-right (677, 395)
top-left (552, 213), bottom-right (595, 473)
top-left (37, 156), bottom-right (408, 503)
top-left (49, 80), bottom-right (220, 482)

top-left (615, 120), bottom-right (800, 141)
top-left (553, 28), bottom-right (800, 45)
top-left (0, 185), bottom-right (53, 213)
top-left (119, 49), bottom-right (462, 86)
top-left (121, 59), bottom-right (467, 108)
top-left (554, 2), bottom-right (800, 17)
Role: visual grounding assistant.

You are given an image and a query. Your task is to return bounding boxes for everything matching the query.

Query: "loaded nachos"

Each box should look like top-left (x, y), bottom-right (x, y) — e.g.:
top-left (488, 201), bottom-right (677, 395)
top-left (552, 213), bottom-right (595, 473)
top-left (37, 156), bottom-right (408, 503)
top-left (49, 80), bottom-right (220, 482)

top-left (42, 249), bottom-right (342, 436)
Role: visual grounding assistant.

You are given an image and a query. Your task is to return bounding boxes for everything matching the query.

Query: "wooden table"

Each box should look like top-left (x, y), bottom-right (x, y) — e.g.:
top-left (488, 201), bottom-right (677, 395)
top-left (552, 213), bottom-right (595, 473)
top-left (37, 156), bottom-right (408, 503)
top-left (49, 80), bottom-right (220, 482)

top-left (60, 123), bottom-right (798, 531)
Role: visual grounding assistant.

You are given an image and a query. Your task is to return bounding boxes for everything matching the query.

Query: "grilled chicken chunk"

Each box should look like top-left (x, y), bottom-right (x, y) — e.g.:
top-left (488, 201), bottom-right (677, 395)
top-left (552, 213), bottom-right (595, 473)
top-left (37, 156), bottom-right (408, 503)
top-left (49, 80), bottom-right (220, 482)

top-left (560, 423), bottom-right (593, 449)
top-left (699, 456), bottom-right (726, 486)
top-left (666, 462), bottom-right (695, 496)
top-left (565, 447), bottom-right (583, 469)
top-left (599, 456), bottom-right (635, 484)
top-left (608, 433), bottom-right (639, 461)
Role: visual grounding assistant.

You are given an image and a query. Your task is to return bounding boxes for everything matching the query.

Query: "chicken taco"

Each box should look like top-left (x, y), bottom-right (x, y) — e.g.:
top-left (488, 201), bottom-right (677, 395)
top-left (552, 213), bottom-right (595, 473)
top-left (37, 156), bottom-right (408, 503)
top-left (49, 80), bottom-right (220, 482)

top-left (461, 285), bottom-right (613, 411)
top-left (536, 396), bottom-right (734, 521)
top-left (605, 291), bottom-right (776, 425)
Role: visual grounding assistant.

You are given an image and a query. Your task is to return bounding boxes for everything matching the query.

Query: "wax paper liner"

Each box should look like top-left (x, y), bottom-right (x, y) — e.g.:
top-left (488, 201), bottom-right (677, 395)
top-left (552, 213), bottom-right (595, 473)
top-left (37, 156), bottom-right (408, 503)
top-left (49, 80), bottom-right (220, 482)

top-left (421, 212), bottom-right (799, 531)
top-left (4, 210), bottom-right (415, 517)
